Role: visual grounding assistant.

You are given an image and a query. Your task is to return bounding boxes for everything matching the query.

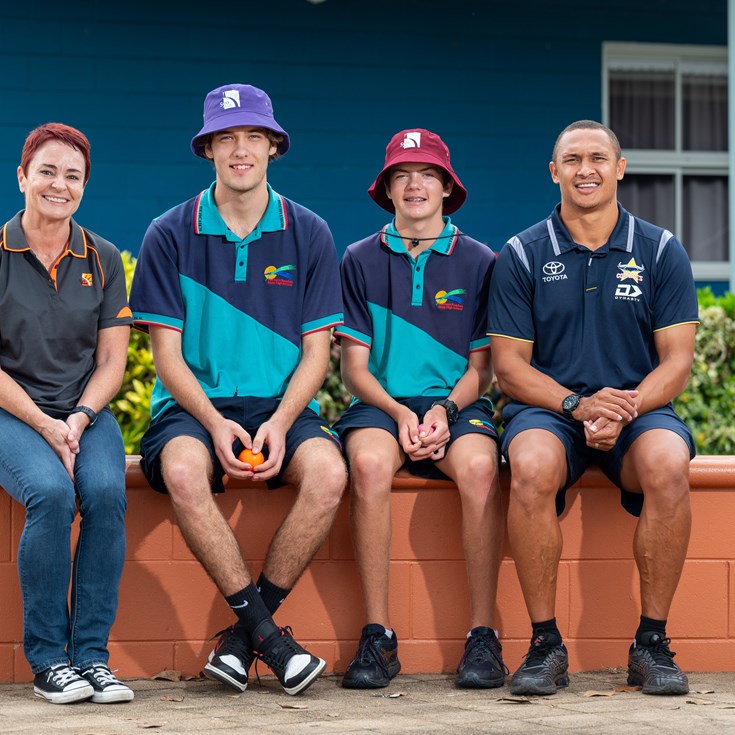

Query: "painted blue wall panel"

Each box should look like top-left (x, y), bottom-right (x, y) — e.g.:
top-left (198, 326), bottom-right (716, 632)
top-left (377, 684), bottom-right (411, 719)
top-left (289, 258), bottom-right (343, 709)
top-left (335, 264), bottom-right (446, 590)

top-left (0, 0), bottom-right (726, 259)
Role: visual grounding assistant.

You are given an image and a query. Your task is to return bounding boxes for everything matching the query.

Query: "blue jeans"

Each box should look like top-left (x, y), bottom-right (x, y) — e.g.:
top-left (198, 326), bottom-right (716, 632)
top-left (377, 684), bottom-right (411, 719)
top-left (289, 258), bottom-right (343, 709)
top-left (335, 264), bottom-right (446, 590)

top-left (0, 408), bottom-right (127, 673)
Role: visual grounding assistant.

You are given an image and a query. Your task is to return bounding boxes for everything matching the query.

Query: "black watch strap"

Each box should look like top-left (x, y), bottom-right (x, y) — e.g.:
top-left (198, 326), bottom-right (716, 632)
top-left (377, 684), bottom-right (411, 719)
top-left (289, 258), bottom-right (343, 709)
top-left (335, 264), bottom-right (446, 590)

top-left (69, 405), bottom-right (98, 426)
top-left (431, 399), bottom-right (459, 425)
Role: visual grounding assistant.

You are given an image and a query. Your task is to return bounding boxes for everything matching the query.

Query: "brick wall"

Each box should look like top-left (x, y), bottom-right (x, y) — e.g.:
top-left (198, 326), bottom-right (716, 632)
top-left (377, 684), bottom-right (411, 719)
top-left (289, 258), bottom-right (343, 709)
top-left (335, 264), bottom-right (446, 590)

top-left (1, 456), bottom-right (733, 682)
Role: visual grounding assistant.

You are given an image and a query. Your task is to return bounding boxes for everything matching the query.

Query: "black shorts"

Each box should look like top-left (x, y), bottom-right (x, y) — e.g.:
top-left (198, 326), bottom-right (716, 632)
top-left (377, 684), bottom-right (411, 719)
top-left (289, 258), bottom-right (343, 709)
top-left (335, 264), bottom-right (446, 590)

top-left (140, 396), bottom-right (342, 493)
top-left (333, 396), bottom-right (498, 480)
top-left (500, 405), bottom-right (695, 517)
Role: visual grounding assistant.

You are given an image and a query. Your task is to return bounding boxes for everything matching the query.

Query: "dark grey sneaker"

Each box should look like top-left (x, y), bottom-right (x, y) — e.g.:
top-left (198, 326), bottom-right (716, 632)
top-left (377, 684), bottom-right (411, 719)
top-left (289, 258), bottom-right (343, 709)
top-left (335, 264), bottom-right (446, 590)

top-left (204, 625), bottom-right (254, 693)
top-left (510, 635), bottom-right (569, 695)
top-left (627, 632), bottom-right (689, 695)
top-left (33, 664), bottom-right (94, 704)
top-left (456, 626), bottom-right (507, 689)
top-left (78, 665), bottom-right (134, 703)
top-left (342, 624), bottom-right (401, 689)
top-left (252, 619), bottom-right (325, 695)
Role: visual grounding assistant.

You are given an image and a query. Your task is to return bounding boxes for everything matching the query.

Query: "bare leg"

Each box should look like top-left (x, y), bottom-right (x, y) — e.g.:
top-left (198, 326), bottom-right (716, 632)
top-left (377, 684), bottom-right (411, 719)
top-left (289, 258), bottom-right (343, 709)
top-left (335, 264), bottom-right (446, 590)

top-left (262, 438), bottom-right (347, 589)
top-left (344, 429), bottom-right (404, 628)
top-left (161, 436), bottom-right (251, 596)
top-left (436, 434), bottom-right (503, 629)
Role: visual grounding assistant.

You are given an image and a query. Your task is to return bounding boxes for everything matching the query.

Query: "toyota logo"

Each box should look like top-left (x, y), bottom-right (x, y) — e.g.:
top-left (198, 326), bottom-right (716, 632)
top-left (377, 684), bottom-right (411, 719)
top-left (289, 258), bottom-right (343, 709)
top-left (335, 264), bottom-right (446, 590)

top-left (543, 261), bottom-right (565, 276)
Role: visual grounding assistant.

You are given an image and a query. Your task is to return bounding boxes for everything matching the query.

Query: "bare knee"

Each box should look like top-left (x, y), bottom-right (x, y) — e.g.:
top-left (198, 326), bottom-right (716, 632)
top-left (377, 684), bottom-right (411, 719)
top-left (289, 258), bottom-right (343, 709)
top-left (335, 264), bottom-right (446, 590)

top-left (298, 456), bottom-right (347, 514)
top-left (161, 453), bottom-right (213, 512)
top-left (508, 444), bottom-right (563, 511)
top-left (349, 448), bottom-right (396, 501)
top-left (455, 452), bottom-right (499, 504)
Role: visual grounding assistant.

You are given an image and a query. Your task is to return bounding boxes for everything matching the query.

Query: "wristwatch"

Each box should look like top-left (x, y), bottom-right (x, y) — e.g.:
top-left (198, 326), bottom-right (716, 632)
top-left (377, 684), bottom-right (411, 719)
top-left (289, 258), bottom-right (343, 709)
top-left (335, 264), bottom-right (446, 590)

top-left (69, 405), bottom-right (98, 426)
top-left (561, 394), bottom-right (582, 420)
top-left (431, 399), bottom-right (459, 425)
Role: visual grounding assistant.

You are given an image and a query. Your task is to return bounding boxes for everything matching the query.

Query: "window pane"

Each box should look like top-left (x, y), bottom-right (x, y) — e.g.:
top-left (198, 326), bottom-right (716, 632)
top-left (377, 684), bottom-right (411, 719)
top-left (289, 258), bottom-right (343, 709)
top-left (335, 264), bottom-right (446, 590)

top-left (618, 174), bottom-right (675, 232)
top-left (683, 74), bottom-right (727, 151)
top-left (610, 70), bottom-right (674, 149)
top-left (683, 175), bottom-right (728, 261)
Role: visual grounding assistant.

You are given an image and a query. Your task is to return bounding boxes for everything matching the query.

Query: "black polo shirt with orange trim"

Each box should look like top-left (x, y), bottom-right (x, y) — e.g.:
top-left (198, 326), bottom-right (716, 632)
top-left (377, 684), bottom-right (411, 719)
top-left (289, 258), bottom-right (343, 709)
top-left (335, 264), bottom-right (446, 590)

top-left (0, 211), bottom-right (132, 418)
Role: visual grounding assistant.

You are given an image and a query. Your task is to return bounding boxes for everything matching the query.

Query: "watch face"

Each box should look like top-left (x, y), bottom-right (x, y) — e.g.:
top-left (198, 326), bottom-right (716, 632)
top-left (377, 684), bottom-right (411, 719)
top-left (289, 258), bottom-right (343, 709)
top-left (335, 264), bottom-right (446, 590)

top-left (562, 395), bottom-right (580, 413)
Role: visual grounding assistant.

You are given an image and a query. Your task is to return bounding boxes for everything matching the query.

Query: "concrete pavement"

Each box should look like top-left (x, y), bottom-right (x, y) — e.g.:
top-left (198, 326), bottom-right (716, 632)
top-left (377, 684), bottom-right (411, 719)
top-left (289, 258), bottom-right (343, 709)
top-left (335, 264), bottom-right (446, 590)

top-left (1, 670), bottom-right (734, 734)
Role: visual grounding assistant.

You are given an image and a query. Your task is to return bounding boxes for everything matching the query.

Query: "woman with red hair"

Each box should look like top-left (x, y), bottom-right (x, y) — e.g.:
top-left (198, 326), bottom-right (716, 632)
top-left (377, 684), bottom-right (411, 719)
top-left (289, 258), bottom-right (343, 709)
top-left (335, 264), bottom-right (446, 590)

top-left (0, 123), bottom-right (133, 704)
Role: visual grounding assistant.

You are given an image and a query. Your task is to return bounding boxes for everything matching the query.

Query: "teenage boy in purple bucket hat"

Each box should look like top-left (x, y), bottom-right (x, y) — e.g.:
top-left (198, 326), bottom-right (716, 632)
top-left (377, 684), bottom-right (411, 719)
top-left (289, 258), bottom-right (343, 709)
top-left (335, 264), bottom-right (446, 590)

top-left (129, 84), bottom-right (346, 696)
top-left (333, 129), bottom-right (507, 689)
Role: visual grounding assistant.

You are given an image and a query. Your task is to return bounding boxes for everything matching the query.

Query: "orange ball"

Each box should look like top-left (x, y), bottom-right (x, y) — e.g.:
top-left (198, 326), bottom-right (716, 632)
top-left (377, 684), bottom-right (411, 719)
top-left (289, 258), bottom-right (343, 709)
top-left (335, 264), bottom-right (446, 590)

top-left (238, 448), bottom-right (265, 467)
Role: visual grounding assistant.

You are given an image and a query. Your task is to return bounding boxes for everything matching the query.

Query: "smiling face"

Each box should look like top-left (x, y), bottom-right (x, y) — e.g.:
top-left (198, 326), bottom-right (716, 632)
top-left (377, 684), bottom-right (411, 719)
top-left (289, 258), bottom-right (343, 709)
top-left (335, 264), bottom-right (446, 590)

top-left (386, 162), bottom-right (452, 226)
top-left (549, 127), bottom-right (626, 215)
top-left (17, 140), bottom-right (86, 224)
top-left (204, 126), bottom-right (277, 197)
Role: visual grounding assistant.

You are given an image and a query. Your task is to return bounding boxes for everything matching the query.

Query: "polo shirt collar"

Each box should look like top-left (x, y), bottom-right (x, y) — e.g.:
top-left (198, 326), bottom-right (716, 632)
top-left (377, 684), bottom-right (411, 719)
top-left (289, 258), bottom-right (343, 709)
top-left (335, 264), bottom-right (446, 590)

top-left (380, 216), bottom-right (459, 254)
top-left (1, 210), bottom-right (87, 256)
top-left (548, 203), bottom-right (634, 255)
top-left (194, 182), bottom-right (287, 240)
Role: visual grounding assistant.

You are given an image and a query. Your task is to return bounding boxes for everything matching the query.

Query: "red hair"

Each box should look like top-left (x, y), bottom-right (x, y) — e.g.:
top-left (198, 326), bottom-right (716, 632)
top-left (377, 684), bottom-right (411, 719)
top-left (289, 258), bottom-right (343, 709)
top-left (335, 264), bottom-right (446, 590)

top-left (20, 123), bottom-right (91, 184)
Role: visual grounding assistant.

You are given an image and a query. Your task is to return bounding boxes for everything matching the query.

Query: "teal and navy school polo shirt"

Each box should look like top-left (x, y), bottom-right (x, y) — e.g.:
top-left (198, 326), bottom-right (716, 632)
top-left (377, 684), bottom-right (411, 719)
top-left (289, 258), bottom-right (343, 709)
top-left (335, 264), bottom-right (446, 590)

top-left (0, 211), bottom-right (132, 418)
top-left (335, 219), bottom-right (495, 399)
top-left (129, 183), bottom-right (343, 420)
top-left (487, 203), bottom-right (699, 424)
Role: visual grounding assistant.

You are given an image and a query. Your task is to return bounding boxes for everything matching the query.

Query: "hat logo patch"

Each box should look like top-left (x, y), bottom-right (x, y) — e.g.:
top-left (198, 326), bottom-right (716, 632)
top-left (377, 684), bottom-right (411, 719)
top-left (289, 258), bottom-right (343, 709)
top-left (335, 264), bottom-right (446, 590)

top-left (400, 132), bottom-right (421, 149)
top-left (221, 90), bottom-right (241, 110)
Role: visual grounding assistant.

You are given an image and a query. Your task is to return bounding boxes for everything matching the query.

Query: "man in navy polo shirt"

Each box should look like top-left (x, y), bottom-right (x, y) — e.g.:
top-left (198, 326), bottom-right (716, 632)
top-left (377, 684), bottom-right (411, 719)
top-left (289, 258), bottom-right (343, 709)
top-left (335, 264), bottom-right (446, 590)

top-left (129, 84), bottom-right (346, 696)
top-left (488, 120), bottom-right (698, 697)
top-left (334, 129), bottom-right (506, 689)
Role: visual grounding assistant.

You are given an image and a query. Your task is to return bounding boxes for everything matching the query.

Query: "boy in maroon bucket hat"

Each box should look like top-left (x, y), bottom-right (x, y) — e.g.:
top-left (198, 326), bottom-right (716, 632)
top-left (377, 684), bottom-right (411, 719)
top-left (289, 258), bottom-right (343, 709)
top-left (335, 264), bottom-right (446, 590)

top-left (129, 84), bottom-right (346, 696)
top-left (334, 129), bottom-right (507, 689)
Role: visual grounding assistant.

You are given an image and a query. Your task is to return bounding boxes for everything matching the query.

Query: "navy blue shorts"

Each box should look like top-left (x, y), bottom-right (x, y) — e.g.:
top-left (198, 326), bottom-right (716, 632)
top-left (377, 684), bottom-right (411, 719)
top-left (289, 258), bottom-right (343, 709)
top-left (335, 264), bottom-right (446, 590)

top-left (140, 396), bottom-right (342, 494)
top-left (500, 405), bottom-right (695, 517)
top-left (333, 396), bottom-right (498, 480)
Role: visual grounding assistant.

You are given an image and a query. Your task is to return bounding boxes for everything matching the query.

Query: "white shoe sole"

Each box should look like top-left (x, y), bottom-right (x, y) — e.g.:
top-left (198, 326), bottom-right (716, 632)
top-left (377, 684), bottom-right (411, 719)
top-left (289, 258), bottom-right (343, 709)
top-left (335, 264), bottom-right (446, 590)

top-left (90, 688), bottom-right (135, 703)
top-left (34, 683), bottom-right (94, 705)
top-left (204, 663), bottom-right (248, 692)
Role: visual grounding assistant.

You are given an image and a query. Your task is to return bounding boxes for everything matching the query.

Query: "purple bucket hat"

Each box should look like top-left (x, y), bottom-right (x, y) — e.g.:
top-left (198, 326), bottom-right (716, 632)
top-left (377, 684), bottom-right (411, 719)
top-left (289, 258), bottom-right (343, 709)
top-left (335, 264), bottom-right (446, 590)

top-left (190, 84), bottom-right (290, 158)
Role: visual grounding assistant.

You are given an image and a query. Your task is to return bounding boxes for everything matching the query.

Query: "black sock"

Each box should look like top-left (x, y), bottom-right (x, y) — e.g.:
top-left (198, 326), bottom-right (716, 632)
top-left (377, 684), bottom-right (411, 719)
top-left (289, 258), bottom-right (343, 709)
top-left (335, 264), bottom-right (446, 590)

top-left (531, 618), bottom-right (562, 644)
top-left (256, 573), bottom-right (291, 616)
top-left (225, 583), bottom-right (272, 636)
top-left (635, 615), bottom-right (666, 645)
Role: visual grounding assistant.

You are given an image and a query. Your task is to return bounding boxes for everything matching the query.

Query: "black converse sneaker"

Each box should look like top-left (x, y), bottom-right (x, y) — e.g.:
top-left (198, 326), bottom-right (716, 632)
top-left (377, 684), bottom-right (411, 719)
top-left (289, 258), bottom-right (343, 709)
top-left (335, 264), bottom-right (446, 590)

top-left (627, 632), bottom-right (689, 695)
top-left (78, 665), bottom-right (134, 703)
top-left (509, 634), bottom-right (569, 695)
top-left (204, 625), bottom-right (254, 692)
top-left (34, 664), bottom-right (94, 704)
top-left (455, 627), bottom-right (507, 689)
top-left (251, 619), bottom-right (326, 695)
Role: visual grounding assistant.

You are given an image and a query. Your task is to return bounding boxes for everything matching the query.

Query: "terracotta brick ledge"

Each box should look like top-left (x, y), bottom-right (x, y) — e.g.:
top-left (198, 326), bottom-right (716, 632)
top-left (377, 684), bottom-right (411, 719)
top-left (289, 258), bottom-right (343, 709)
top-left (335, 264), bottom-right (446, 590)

top-left (1, 455), bottom-right (733, 682)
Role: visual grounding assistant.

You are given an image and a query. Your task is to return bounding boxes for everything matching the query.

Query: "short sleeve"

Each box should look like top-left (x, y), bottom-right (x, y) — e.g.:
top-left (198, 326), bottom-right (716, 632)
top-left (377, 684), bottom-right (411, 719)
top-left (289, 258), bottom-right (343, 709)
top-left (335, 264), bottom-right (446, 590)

top-left (98, 246), bottom-right (133, 329)
top-left (334, 246), bottom-right (372, 347)
top-left (652, 235), bottom-right (699, 330)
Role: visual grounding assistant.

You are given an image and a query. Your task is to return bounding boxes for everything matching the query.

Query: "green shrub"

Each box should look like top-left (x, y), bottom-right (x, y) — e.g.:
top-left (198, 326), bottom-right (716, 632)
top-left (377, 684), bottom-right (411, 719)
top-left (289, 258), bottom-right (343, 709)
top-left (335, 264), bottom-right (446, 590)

top-left (113, 254), bottom-right (734, 456)
top-left (674, 288), bottom-right (735, 455)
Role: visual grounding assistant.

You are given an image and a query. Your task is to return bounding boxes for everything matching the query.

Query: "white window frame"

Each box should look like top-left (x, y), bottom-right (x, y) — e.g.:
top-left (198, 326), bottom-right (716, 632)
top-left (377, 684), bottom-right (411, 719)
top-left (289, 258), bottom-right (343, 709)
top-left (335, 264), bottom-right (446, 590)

top-left (603, 42), bottom-right (729, 281)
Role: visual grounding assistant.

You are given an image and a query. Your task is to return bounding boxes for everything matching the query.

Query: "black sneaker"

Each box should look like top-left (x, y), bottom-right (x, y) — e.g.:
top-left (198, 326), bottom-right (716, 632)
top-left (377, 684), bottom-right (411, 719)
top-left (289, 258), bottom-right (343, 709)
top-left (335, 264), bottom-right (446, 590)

top-left (203, 625), bottom-right (254, 693)
top-left (627, 632), bottom-right (689, 695)
top-left (342, 624), bottom-right (401, 689)
top-left (509, 635), bottom-right (569, 695)
top-left (77, 665), bottom-right (134, 703)
top-left (252, 619), bottom-right (325, 695)
top-left (34, 664), bottom-right (94, 704)
top-left (456, 626), bottom-right (507, 688)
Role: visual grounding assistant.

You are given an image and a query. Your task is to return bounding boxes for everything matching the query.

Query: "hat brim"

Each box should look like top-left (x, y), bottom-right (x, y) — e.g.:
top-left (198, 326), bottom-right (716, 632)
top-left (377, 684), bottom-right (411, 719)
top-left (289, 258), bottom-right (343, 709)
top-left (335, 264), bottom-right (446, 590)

top-left (367, 149), bottom-right (467, 215)
top-left (191, 110), bottom-right (290, 158)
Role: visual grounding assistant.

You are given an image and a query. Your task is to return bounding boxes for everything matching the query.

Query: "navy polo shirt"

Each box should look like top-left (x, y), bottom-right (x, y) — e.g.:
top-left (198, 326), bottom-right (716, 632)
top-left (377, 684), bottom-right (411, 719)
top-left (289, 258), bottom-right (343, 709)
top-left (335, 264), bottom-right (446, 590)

top-left (487, 204), bottom-right (699, 423)
top-left (0, 211), bottom-right (132, 418)
top-left (130, 183), bottom-right (343, 420)
top-left (335, 218), bottom-right (495, 399)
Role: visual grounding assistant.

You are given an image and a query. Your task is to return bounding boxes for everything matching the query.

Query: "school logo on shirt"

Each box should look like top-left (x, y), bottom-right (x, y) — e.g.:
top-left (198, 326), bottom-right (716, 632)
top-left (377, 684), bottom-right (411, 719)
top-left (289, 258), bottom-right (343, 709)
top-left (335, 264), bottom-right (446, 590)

top-left (615, 257), bottom-right (645, 300)
top-left (469, 419), bottom-right (495, 432)
top-left (435, 289), bottom-right (465, 310)
top-left (80, 273), bottom-right (93, 286)
top-left (264, 265), bottom-right (295, 287)
top-left (320, 425), bottom-right (342, 450)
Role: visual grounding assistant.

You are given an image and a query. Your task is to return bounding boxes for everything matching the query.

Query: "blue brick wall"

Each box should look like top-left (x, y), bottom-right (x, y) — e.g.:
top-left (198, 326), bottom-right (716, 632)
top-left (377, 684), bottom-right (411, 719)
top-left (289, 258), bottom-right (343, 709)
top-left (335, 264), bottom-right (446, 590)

top-left (0, 0), bottom-right (726, 257)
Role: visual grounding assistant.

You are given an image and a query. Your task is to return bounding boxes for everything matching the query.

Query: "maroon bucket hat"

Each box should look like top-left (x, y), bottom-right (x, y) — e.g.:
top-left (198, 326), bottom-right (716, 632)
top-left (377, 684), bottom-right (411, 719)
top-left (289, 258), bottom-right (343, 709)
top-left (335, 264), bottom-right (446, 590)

top-left (190, 83), bottom-right (290, 158)
top-left (368, 129), bottom-right (467, 214)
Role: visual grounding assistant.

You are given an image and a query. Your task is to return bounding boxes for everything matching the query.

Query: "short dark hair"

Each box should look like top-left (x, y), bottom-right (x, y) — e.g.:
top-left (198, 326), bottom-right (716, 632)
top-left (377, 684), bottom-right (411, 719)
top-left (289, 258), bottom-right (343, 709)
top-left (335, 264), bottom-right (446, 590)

top-left (20, 123), bottom-right (91, 184)
top-left (551, 120), bottom-right (621, 164)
